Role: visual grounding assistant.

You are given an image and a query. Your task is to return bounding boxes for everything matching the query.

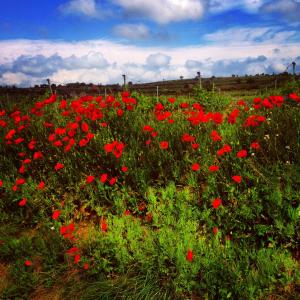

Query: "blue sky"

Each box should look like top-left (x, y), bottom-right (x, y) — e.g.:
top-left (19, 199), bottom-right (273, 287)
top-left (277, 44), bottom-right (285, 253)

top-left (0, 0), bottom-right (300, 86)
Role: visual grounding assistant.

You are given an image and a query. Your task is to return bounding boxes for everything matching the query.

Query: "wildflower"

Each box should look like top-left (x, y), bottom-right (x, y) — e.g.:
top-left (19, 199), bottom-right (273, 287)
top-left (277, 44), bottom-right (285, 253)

top-left (54, 162), bottom-right (64, 171)
top-left (191, 143), bottom-right (199, 150)
top-left (250, 142), bottom-right (260, 150)
top-left (232, 175), bottom-right (242, 183)
top-left (86, 175), bottom-right (95, 184)
top-left (18, 198), bottom-right (27, 206)
top-left (237, 150), bottom-right (247, 158)
top-left (83, 263), bottom-right (89, 270)
top-left (211, 130), bottom-right (222, 142)
top-left (33, 151), bottom-right (43, 160)
top-left (212, 198), bottom-right (222, 209)
top-left (121, 166), bottom-right (128, 172)
top-left (81, 121), bottom-right (89, 133)
top-left (124, 210), bottom-right (131, 216)
top-left (74, 254), bottom-right (81, 264)
top-left (101, 219), bottom-right (108, 232)
top-left (16, 178), bottom-right (26, 186)
top-left (192, 163), bottom-right (200, 171)
top-left (24, 260), bottom-right (32, 266)
top-left (212, 227), bottom-right (218, 235)
top-left (109, 177), bottom-right (117, 185)
top-left (38, 181), bottom-right (45, 190)
top-left (52, 210), bottom-right (61, 220)
top-left (186, 249), bottom-right (193, 262)
top-left (100, 173), bottom-right (108, 183)
top-left (0, 180), bottom-right (2, 187)
top-left (159, 141), bottom-right (169, 150)
top-left (209, 165), bottom-right (219, 172)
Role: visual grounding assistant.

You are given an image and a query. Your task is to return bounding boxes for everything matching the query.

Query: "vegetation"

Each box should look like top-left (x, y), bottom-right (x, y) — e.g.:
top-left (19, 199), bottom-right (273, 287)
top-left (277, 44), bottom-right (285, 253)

top-left (0, 81), bottom-right (300, 299)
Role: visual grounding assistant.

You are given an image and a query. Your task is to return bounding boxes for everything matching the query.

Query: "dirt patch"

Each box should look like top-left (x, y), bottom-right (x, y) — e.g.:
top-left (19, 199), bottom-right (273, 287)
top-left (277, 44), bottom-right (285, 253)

top-left (0, 263), bottom-right (10, 293)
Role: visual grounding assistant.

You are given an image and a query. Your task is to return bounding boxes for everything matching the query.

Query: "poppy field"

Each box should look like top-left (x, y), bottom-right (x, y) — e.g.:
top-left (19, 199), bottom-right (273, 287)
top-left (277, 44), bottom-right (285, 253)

top-left (0, 86), bottom-right (300, 299)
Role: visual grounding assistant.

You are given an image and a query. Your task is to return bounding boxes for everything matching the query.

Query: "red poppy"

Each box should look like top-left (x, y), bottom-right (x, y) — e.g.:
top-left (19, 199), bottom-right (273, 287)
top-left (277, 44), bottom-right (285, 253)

top-left (232, 175), bottom-right (242, 183)
top-left (209, 165), bottom-right (219, 172)
top-left (212, 198), bottom-right (222, 209)
top-left (0, 180), bottom-right (3, 187)
top-left (186, 249), bottom-right (193, 262)
top-left (192, 163), bottom-right (200, 171)
top-left (38, 181), bottom-right (45, 190)
top-left (237, 150), bottom-right (247, 158)
top-left (109, 177), bottom-right (117, 185)
top-left (83, 263), bottom-right (89, 270)
top-left (33, 151), bottom-right (43, 160)
top-left (81, 121), bottom-right (89, 133)
top-left (54, 163), bottom-right (64, 171)
top-left (143, 125), bottom-right (154, 132)
top-left (74, 254), bottom-right (81, 264)
top-left (117, 109), bottom-right (123, 117)
top-left (124, 210), bottom-right (131, 216)
top-left (191, 143), bottom-right (199, 150)
top-left (250, 142), bottom-right (260, 150)
top-left (100, 173), bottom-right (108, 183)
top-left (18, 198), bottom-right (27, 206)
top-left (86, 175), bottom-right (95, 184)
top-left (18, 165), bottom-right (25, 174)
top-left (211, 130), bottom-right (222, 142)
top-left (16, 178), bottom-right (26, 186)
top-left (212, 227), bottom-right (218, 235)
top-left (101, 219), bottom-right (108, 232)
top-left (24, 260), bottom-right (32, 266)
top-left (168, 97), bottom-right (175, 103)
top-left (159, 141), bottom-right (169, 150)
top-left (121, 166), bottom-right (128, 172)
top-left (52, 210), bottom-right (61, 220)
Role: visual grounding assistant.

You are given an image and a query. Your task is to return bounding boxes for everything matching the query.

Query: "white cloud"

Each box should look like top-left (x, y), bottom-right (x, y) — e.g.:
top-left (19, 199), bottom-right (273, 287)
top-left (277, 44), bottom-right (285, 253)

top-left (209, 0), bottom-right (266, 13)
top-left (0, 38), bottom-right (299, 86)
top-left (203, 27), bottom-right (297, 45)
top-left (113, 0), bottom-right (205, 24)
top-left (113, 23), bottom-right (150, 40)
top-left (59, 0), bottom-right (101, 18)
top-left (146, 53), bottom-right (171, 68)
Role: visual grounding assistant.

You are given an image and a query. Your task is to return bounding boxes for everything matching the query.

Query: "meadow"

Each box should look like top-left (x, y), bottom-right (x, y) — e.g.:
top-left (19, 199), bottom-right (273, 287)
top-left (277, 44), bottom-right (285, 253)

top-left (0, 81), bottom-right (299, 299)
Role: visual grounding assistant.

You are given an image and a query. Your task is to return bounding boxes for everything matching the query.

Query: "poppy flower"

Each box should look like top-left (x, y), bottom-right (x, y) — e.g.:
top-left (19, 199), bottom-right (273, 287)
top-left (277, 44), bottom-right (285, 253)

top-left (117, 109), bottom-right (123, 117)
top-left (250, 142), bottom-right (260, 150)
top-left (52, 210), bottom-right (61, 220)
top-left (232, 175), bottom-right (242, 183)
top-left (143, 125), bottom-right (154, 132)
top-left (74, 254), bottom-right (81, 264)
top-left (168, 97), bottom-right (175, 103)
top-left (33, 151), bottom-right (43, 160)
top-left (0, 180), bottom-right (3, 187)
top-left (124, 210), bottom-right (131, 216)
top-left (18, 165), bottom-right (25, 174)
top-left (54, 163), bottom-right (64, 171)
top-left (83, 263), bottom-right (89, 270)
top-left (191, 143), bottom-right (199, 150)
top-left (109, 177), bottom-right (117, 185)
top-left (100, 173), bottom-right (108, 183)
top-left (237, 150), bottom-right (247, 158)
top-left (16, 178), bottom-right (26, 186)
top-left (209, 165), bottom-right (219, 172)
top-left (38, 181), bottom-right (45, 190)
top-left (186, 249), bottom-right (193, 262)
top-left (192, 163), bottom-right (200, 171)
top-left (159, 141), bottom-right (169, 150)
top-left (24, 260), bottom-right (32, 266)
top-left (86, 175), bottom-right (95, 184)
top-left (81, 121), bottom-right (89, 133)
top-left (211, 130), bottom-right (222, 142)
top-left (212, 198), bottom-right (222, 209)
top-left (101, 219), bottom-right (108, 232)
top-left (121, 166), bottom-right (128, 172)
top-left (212, 227), bottom-right (218, 235)
top-left (18, 198), bottom-right (27, 206)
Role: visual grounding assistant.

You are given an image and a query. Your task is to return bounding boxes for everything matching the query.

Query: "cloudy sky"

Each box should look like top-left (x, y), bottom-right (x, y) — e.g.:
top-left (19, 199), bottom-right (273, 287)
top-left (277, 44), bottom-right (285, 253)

top-left (1, 0), bottom-right (300, 87)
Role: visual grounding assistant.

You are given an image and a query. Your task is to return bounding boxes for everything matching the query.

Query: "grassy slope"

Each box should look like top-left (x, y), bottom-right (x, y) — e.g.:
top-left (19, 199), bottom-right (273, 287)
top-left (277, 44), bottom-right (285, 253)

top-left (0, 83), bottom-right (300, 300)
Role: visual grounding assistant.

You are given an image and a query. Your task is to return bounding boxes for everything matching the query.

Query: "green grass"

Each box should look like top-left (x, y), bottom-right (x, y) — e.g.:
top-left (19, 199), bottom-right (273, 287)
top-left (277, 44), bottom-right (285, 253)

top-left (0, 82), bottom-right (300, 299)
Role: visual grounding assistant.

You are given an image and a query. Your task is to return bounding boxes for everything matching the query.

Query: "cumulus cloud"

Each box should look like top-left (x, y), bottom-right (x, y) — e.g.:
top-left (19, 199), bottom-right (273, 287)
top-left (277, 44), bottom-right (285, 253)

top-left (59, 0), bottom-right (102, 18)
top-left (146, 53), bottom-right (171, 68)
top-left (112, 23), bottom-right (150, 40)
top-left (0, 38), bottom-right (299, 86)
top-left (209, 0), bottom-right (266, 13)
top-left (113, 0), bottom-right (205, 24)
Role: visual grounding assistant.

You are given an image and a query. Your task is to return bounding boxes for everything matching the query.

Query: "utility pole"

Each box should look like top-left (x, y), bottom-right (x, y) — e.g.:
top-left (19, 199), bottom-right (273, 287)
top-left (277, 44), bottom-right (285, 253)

top-left (292, 62), bottom-right (296, 76)
top-left (46, 78), bottom-right (53, 95)
top-left (122, 74), bottom-right (126, 90)
top-left (197, 71), bottom-right (202, 89)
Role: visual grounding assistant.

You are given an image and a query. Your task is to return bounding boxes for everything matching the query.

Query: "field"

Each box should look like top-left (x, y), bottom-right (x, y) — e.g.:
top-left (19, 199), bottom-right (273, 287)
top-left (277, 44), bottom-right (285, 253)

top-left (0, 82), bottom-right (300, 299)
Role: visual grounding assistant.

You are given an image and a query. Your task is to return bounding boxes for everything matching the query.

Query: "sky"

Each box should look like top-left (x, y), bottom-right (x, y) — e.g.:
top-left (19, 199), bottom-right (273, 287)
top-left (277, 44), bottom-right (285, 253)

top-left (0, 0), bottom-right (300, 87)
